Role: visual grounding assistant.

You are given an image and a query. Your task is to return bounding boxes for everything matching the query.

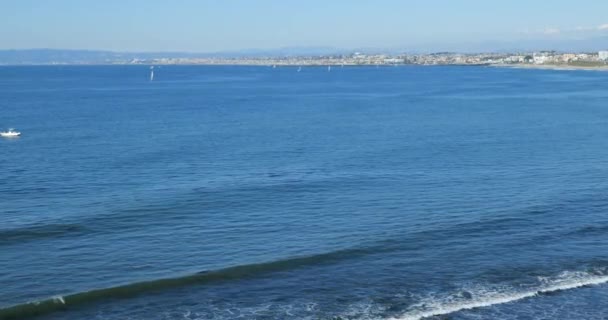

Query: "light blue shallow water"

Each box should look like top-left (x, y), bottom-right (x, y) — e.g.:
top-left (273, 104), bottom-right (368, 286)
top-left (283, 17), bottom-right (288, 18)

top-left (2, 65), bottom-right (608, 319)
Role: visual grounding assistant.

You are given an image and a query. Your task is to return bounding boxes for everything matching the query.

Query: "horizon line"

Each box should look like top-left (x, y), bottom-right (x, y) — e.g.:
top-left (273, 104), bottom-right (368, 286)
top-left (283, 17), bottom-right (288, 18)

top-left (0, 47), bottom-right (606, 56)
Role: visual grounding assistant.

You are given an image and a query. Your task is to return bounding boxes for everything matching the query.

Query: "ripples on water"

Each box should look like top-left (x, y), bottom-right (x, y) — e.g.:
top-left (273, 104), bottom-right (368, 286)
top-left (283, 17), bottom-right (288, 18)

top-left (2, 66), bottom-right (608, 319)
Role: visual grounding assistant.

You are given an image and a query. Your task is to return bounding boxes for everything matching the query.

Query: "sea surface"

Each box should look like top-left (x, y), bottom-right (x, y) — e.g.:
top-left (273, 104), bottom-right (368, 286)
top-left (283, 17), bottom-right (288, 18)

top-left (2, 65), bottom-right (608, 320)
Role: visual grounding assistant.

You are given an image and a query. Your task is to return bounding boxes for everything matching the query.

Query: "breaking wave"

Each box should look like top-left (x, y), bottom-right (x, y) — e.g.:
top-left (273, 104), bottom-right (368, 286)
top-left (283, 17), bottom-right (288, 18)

top-left (0, 245), bottom-right (384, 320)
top-left (389, 270), bottom-right (608, 320)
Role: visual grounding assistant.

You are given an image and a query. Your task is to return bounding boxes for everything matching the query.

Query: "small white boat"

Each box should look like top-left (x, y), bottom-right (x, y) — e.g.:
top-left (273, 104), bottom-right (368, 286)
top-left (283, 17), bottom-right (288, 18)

top-left (0, 128), bottom-right (21, 137)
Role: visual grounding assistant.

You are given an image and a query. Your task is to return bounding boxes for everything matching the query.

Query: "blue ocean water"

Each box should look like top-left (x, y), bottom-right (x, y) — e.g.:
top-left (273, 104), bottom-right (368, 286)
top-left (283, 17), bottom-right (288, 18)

top-left (2, 65), bottom-right (608, 320)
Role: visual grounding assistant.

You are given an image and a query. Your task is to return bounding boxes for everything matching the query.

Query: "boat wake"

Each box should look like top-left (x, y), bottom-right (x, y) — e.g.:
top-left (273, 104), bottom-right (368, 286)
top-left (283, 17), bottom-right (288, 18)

top-left (389, 270), bottom-right (608, 320)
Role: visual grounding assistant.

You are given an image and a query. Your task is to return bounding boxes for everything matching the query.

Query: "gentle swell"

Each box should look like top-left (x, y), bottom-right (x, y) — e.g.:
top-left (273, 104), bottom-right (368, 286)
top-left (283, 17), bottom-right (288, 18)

top-left (389, 271), bottom-right (608, 320)
top-left (0, 246), bottom-right (381, 320)
top-left (567, 224), bottom-right (608, 237)
top-left (0, 223), bottom-right (87, 246)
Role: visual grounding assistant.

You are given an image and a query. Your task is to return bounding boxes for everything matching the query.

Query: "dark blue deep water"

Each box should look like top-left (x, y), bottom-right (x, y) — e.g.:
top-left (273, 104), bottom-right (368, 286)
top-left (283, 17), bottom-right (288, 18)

top-left (2, 65), bottom-right (608, 320)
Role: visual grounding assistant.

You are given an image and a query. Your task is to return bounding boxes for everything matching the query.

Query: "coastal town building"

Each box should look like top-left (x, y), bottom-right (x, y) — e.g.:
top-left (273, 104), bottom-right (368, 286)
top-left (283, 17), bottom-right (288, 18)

top-left (25, 50), bottom-right (605, 67)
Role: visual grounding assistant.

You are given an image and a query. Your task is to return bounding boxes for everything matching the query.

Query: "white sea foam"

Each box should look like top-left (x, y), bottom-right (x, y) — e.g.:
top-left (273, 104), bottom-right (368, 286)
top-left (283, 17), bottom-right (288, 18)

top-left (389, 271), bottom-right (608, 320)
top-left (52, 296), bottom-right (65, 304)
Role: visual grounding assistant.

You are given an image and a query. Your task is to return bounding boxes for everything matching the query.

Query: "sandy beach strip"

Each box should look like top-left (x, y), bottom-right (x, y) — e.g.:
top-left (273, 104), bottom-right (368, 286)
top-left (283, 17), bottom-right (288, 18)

top-left (491, 63), bottom-right (608, 71)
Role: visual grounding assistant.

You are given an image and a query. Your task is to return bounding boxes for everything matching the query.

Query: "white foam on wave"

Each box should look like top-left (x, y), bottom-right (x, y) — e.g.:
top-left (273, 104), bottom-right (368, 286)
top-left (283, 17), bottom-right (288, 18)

top-left (389, 270), bottom-right (608, 320)
top-left (52, 295), bottom-right (65, 304)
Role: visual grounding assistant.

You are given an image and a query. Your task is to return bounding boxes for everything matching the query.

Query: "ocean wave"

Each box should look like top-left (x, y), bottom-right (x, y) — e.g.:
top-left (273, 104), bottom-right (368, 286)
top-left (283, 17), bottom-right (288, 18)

top-left (566, 224), bottom-right (608, 237)
top-left (388, 269), bottom-right (608, 320)
top-left (0, 223), bottom-right (87, 246)
top-left (0, 246), bottom-right (382, 320)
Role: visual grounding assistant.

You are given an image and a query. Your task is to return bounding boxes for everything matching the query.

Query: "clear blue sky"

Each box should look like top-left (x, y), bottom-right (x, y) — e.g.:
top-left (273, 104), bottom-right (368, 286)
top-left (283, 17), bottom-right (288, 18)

top-left (2, 0), bottom-right (608, 52)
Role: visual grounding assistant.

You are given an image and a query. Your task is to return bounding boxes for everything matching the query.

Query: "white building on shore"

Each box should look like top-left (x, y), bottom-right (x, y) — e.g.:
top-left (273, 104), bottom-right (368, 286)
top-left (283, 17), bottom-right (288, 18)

top-left (599, 51), bottom-right (608, 61)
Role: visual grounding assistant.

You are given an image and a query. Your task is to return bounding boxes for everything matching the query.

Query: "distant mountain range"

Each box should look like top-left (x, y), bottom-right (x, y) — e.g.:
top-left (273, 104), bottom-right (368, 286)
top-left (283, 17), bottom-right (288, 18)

top-left (1, 37), bottom-right (608, 64)
top-left (0, 47), bottom-right (353, 65)
top-left (0, 49), bottom-right (207, 65)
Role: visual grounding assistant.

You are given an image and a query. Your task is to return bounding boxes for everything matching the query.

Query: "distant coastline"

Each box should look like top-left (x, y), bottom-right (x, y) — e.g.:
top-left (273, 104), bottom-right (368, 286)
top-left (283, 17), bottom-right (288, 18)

top-left (2, 49), bottom-right (608, 68)
top-left (491, 63), bottom-right (608, 71)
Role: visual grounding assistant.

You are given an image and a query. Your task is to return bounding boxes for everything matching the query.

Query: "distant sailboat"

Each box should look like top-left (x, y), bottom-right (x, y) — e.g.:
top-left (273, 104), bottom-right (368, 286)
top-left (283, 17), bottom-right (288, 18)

top-left (150, 66), bottom-right (154, 81)
top-left (272, 64), bottom-right (277, 69)
top-left (327, 65), bottom-right (332, 72)
top-left (297, 66), bottom-right (302, 72)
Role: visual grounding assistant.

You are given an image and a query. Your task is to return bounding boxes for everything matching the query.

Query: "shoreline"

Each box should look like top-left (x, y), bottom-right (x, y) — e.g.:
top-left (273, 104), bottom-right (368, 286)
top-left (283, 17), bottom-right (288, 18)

top-left (491, 63), bottom-right (608, 72)
top-left (1, 63), bottom-right (608, 71)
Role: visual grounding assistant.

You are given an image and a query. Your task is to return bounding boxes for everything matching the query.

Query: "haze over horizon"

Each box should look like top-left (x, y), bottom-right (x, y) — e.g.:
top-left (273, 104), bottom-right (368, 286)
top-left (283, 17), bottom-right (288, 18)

top-left (3, 0), bottom-right (608, 53)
